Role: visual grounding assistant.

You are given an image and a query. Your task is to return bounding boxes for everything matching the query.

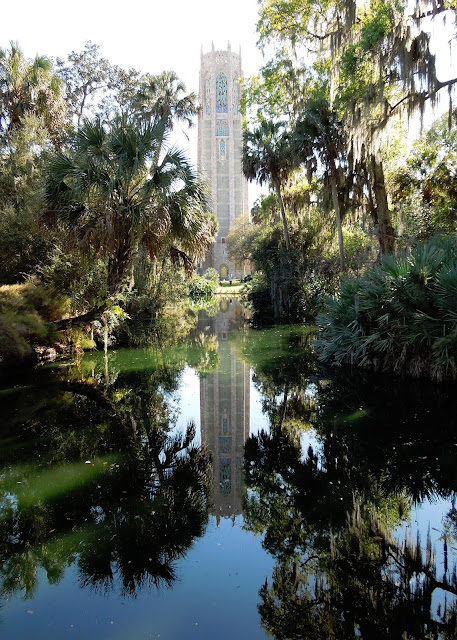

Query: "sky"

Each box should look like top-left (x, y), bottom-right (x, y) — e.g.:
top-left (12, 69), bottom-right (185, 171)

top-left (2, 1), bottom-right (455, 204)
top-left (2, 0), bottom-right (265, 204)
top-left (1, 0), bottom-right (264, 79)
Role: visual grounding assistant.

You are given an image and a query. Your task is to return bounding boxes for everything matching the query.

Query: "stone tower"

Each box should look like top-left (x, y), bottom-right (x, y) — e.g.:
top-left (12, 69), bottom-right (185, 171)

top-left (198, 43), bottom-right (249, 279)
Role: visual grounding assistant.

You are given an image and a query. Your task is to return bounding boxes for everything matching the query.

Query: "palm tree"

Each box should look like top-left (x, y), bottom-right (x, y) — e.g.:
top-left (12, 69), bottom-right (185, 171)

top-left (130, 71), bottom-right (198, 166)
top-left (0, 41), bottom-right (65, 145)
top-left (293, 96), bottom-right (346, 272)
top-left (242, 119), bottom-right (294, 251)
top-left (134, 70), bottom-right (198, 128)
top-left (45, 114), bottom-right (216, 326)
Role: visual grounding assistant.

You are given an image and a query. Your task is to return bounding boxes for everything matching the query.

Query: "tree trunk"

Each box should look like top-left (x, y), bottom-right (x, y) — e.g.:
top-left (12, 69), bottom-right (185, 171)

top-left (370, 156), bottom-right (395, 254)
top-left (329, 163), bottom-right (345, 272)
top-left (278, 384), bottom-right (289, 430)
top-left (55, 236), bottom-right (134, 330)
top-left (127, 239), bottom-right (140, 292)
top-left (54, 301), bottom-right (111, 330)
top-left (107, 235), bottom-right (135, 296)
top-left (273, 177), bottom-right (291, 252)
top-left (102, 312), bottom-right (109, 354)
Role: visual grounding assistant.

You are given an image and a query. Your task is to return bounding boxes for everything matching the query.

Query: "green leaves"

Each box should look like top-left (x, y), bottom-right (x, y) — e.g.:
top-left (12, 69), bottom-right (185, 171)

top-left (45, 114), bottom-right (214, 300)
top-left (0, 41), bottom-right (65, 145)
top-left (359, 0), bottom-right (394, 51)
top-left (315, 235), bottom-right (457, 379)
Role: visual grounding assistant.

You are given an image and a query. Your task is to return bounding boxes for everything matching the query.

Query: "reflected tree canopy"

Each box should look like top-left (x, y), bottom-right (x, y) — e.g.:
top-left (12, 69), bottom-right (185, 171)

top-left (244, 347), bottom-right (457, 638)
top-left (2, 307), bottom-right (457, 639)
top-left (0, 323), bottom-right (215, 601)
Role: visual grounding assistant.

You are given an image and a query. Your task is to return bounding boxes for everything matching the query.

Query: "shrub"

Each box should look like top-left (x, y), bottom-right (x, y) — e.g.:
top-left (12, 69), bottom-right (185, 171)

top-left (203, 267), bottom-right (220, 285)
top-left (0, 281), bottom-right (69, 363)
top-left (188, 275), bottom-right (216, 302)
top-left (0, 204), bottom-right (51, 284)
top-left (315, 235), bottom-right (457, 380)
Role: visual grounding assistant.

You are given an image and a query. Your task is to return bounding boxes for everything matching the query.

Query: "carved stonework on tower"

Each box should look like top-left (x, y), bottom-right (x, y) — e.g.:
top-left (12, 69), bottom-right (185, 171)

top-left (198, 43), bottom-right (249, 279)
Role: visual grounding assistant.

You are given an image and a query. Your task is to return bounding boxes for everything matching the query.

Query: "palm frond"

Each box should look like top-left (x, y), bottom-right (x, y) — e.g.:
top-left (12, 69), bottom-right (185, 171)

top-left (315, 234), bottom-right (457, 379)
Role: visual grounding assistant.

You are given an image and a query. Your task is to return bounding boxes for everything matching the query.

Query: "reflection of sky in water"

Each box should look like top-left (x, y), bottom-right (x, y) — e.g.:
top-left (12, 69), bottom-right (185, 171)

top-left (2, 308), bottom-right (457, 638)
top-left (173, 365), bottom-right (202, 444)
top-left (173, 365), bottom-right (271, 443)
top-left (399, 499), bottom-right (457, 620)
top-left (249, 369), bottom-right (270, 436)
top-left (2, 517), bottom-right (273, 640)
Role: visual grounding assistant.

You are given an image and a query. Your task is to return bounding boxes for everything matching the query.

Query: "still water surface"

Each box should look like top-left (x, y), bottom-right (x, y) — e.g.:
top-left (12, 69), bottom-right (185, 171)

top-left (1, 299), bottom-right (457, 638)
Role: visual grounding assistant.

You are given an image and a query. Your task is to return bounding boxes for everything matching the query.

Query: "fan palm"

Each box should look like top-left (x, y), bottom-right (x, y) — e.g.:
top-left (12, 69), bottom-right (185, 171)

top-left (242, 119), bottom-right (293, 251)
top-left (132, 70), bottom-right (198, 129)
top-left (0, 41), bottom-right (65, 144)
top-left (130, 70), bottom-right (198, 168)
top-left (45, 114), bottom-right (216, 325)
top-left (315, 235), bottom-right (457, 379)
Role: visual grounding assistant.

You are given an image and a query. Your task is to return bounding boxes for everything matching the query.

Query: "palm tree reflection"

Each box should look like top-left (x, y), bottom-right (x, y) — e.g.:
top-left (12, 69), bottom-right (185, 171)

top-left (0, 356), bottom-right (212, 600)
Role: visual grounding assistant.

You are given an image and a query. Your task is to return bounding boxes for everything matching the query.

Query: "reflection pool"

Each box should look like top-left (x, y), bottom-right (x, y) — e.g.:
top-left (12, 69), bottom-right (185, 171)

top-left (1, 299), bottom-right (456, 638)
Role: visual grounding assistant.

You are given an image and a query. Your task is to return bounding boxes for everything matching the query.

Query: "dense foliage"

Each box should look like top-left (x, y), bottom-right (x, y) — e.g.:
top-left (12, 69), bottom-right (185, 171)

top-left (315, 235), bottom-right (457, 379)
top-left (0, 41), bottom-right (217, 363)
top-left (389, 112), bottom-right (457, 242)
top-left (234, 0), bottom-right (457, 378)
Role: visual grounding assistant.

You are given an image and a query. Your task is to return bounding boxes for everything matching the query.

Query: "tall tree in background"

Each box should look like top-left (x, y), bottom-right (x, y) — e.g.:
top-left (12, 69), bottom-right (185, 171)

top-left (256, 0), bottom-right (457, 254)
top-left (0, 43), bottom-right (68, 285)
top-left (0, 41), bottom-right (65, 146)
top-left (293, 94), bottom-right (347, 271)
top-left (131, 70), bottom-right (198, 132)
top-left (242, 119), bottom-right (293, 251)
top-left (56, 41), bottom-right (119, 128)
top-left (130, 70), bottom-right (199, 171)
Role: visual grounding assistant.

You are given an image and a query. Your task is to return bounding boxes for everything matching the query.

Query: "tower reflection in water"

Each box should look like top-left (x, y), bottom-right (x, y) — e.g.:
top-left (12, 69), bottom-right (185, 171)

top-left (199, 298), bottom-right (250, 524)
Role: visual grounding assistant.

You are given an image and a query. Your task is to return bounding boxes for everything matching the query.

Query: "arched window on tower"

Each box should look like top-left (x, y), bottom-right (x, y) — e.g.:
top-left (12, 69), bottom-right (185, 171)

top-left (218, 139), bottom-right (227, 162)
top-left (216, 72), bottom-right (228, 113)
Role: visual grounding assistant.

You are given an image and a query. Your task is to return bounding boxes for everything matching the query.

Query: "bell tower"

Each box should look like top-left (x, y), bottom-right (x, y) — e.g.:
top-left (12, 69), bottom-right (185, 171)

top-left (198, 43), bottom-right (249, 279)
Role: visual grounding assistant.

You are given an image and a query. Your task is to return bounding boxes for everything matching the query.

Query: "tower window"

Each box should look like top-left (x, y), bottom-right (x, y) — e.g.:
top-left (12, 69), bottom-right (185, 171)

top-left (218, 139), bottom-right (227, 162)
top-left (232, 79), bottom-right (239, 114)
top-left (216, 119), bottom-right (229, 137)
top-left (216, 72), bottom-right (228, 113)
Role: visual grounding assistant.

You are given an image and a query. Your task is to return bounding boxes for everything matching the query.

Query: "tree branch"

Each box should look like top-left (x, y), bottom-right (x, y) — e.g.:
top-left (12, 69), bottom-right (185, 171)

top-left (387, 76), bottom-right (457, 116)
